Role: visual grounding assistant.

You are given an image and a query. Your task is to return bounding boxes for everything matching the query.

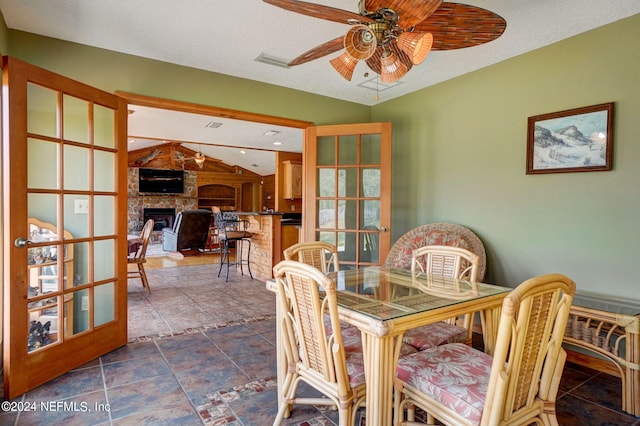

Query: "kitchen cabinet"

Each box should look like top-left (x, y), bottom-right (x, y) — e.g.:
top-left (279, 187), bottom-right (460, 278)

top-left (283, 160), bottom-right (302, 199)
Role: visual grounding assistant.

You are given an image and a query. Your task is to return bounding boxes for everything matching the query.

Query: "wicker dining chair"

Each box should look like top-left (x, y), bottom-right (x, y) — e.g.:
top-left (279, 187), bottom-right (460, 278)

top-left (401, 245), bottom-right (481, 350)
top-left (272, 260), bottom-right (367, 426)
top-left (283, 241), bottom-right (339, 274)
top-left (394, 273), bottom-right (576, 426)
top-left (127, 219), bottom-right (154, 294)
top-left (384, 222), bottom-right (487, 281)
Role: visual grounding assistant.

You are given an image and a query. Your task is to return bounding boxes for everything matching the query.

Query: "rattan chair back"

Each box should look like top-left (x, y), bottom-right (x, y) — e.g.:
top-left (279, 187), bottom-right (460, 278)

top-left (385, 223), bottom-right (487, 281)
top-left (283, 241), bottom-right (339, 274)
top-left (411, 245), bottom-right (479, 281)
top-left (272, 260), bottom-right (365, 425)
top-left (395, 273), bottom-right (576, 426)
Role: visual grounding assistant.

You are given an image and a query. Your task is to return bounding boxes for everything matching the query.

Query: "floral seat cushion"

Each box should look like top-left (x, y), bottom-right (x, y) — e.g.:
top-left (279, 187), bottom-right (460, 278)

top-left (402, 322), bottom-right (468, 351)
top-left (396, 343), bottom-right (492, 425)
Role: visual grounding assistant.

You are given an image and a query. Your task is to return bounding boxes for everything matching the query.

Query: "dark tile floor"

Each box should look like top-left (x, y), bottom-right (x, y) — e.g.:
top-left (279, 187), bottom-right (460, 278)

top-left (2, 259), bottom-right (639, 425)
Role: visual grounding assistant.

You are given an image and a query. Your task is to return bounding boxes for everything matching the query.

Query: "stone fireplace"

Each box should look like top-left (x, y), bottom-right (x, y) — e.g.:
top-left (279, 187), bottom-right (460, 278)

top-left (127, 168), bottom-right (199, 239)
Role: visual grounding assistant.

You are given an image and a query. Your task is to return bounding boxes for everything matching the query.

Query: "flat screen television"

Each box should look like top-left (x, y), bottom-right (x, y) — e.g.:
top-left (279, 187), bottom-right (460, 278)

top-left (138, 168), bottom-right (185, 194)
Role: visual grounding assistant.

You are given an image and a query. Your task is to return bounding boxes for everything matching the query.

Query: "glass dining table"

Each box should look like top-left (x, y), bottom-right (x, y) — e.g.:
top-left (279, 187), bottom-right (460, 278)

top-left (268, 266), bottom-right (512, 425)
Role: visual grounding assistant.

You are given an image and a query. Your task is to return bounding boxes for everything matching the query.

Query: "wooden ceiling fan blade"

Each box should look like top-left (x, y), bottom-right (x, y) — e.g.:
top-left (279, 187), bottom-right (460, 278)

top-left (364, 0), bottom-right (444, 27)
top-left (413, 2), bottom-right (507, 50)
top-left (288, 36), bottom-right (345, 66)
top-left (263, 0), bottom-right (374, 25)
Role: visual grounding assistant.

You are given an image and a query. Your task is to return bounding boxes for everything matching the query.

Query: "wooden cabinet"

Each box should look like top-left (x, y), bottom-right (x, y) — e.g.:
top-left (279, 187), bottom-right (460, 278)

top-left (283, 160), bottom-right (302, 199)
top-left (281, 224), bottom-right (300, 253)
top-left (198, 184), bottom-right (237, 209)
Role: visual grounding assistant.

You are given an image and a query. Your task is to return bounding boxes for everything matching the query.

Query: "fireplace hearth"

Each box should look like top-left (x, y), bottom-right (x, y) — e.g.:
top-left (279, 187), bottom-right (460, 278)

top-left (143, 208), bottom-right (176, 231)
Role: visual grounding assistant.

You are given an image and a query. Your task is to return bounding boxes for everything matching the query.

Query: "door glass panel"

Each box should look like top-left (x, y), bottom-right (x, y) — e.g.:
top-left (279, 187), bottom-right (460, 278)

top-left (317, 231), bottom-right (336, 245)
top-left (27, 244), bottom-right (61, 292)
top-left (318, 200), bottom-right (335, 229)
top-left (338, 135), bottom-right (357, 165)
top-left (63, 95), bottom-right (89, 143)
top-left (28, 138), bottom-right (59, 190)
top-left (72, 288), bottom-right (89, 334)
top-left (28, 193), bottom-right (58, 225)
top-left (94, 282), bottom-right (115, 326)
top-left (28, 296), bottom-right (60, 351)
top-left (63, 145), bottom-right (89, 190)
top-left (64, 194), bottom-right (89, 238)
top-left (361, 168), bottom-right (380, 197)
top-left (318, 168), bottom-right (335, 197)
top-left (338, 168), bottom-right (358, 197)
top-left (337, 200), bottom-right (357, 229)
top-left (73, 242), bottom-right (90, 287)
top-left (360, 232), bottom-right (380, 263)
top-left (341, 232), bottom-right (356, 261)
top-left (94, 104), bottom-right (115, 148)
top-left (361, 134), bottom-right (380, 164)
top-left (94, 196), bottom-right (115, 236)
top-left (94, 150), bottom-right (115, 192)
top-left (317, 136), bottom-right (336, 165)
top-left (93, 239), bottom-right (115, 281)
top-left (361, 200), bottom-right (380, 228)
top-left (27, 83), bottom-right (57, 138)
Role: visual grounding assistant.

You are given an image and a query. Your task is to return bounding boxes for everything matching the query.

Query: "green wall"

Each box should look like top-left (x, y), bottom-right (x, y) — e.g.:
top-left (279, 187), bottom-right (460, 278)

top-left (372, 14), bottom-right (640, 297)
top-left (3, 12), bottom-right (639, 299)
top-left (6, 30), bottom-right (371, 126)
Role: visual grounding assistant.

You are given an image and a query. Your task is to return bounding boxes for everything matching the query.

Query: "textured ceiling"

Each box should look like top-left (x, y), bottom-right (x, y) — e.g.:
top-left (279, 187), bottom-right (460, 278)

top-left (2, 0), bottom-right (638, 174)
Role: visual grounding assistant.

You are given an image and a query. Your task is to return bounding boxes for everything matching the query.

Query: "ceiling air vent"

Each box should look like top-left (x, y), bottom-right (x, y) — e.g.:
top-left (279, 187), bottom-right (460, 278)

top-left (358, 77), bottom-right (401, 91)
top-left (204, 121), bottom-right (223, 128)
top-left (255, 53), bottom-right (290, 69)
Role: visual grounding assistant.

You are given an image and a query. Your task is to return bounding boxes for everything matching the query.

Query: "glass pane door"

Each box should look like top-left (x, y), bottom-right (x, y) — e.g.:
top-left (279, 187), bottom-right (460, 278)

top-left (304, 123), bottom-right (392, 269)
top-left (3, 56), bottom-right (127, 398)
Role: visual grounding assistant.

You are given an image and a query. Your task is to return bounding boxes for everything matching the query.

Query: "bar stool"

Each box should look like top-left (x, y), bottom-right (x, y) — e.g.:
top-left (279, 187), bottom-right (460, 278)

top-left (217, 218), bottom-right (253, 282)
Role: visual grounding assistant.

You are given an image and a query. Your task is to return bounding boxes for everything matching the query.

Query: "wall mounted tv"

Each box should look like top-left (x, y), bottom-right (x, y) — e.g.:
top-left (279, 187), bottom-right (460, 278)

top-left (138, 168), bottom-right (185, 194)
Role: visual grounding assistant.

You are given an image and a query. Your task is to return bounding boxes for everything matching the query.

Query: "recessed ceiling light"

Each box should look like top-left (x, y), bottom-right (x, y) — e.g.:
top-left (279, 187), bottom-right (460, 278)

top-left (264, 130), bottom-right (280, 136)
top-left (273, 141), bottom-right (282, 146)
top-left (240, 150), bottom-right (246, 154)
top-left (128, 139), bottom-right (135, 143)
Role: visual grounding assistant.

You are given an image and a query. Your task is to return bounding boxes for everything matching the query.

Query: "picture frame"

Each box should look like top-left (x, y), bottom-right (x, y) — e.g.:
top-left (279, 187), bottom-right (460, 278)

top-left (526, 102), bottom-right (614, 174)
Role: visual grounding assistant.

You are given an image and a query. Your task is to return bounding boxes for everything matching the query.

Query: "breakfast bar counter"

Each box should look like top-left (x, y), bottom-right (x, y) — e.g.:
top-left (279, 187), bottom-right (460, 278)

top-left (236, 212), bottom-right (300, 281)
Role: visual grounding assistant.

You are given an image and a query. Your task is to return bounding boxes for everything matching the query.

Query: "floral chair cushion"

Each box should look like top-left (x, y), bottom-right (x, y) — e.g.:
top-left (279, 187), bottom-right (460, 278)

top-left (327, 318), bottom-right (419, 387)
top-left (402, 322), bottom-right (468, 351)
top-left (396, 343), bottom-right (492, 425)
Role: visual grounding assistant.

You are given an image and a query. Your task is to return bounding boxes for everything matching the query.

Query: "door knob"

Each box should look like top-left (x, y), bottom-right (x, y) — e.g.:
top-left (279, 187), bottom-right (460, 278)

top-left (14, 237), bottom-right (31, 248)
top-left (380, 227), bottom-right (388, 232)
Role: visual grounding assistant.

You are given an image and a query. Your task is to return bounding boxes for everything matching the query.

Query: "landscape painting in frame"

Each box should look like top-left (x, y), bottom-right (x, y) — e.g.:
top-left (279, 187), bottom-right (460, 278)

top-left (526, 102), bottom-right (614, 174)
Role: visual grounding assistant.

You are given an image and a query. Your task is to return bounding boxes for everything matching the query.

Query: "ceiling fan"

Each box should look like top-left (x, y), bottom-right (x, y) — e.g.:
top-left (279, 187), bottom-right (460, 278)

top-left (263, 0), bottom-right (506, 83)
top-left (175, 145), bottom-right (206, 169)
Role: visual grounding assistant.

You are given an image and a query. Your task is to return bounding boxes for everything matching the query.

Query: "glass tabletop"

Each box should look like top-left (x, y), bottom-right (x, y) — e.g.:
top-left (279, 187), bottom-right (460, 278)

top-left (329, 266), bottom-right (511, 321)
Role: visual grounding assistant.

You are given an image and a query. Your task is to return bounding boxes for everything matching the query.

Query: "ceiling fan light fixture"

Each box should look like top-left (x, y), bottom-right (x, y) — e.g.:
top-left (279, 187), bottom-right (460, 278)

top-left (380, 50), bottom-right (409, 83)
top-left (397, 31), bottom-right (433, 64)
top-left (344, 24), bottom-right (377, 60)
top-left (194, 151), bottom-right (205, 167)
top-left (330, 52), bottom-right (358, 81)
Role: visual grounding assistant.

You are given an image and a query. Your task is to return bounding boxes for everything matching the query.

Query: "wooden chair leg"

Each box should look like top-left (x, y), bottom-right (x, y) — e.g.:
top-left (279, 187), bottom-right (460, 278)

top-left (138, 263), bottom-right (151, 294)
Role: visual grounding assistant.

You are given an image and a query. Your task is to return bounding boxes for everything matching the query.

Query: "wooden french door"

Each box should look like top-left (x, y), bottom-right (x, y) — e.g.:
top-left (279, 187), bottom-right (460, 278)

top-left (303, 122), bottom-right (392, 269)
top-left (2, 56), bottom-right (128, 398)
